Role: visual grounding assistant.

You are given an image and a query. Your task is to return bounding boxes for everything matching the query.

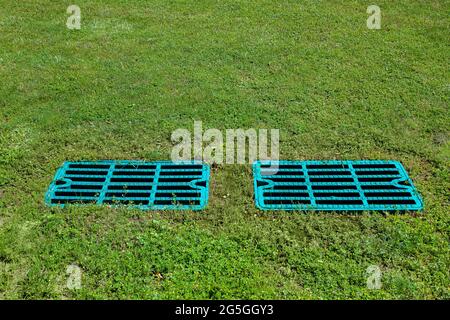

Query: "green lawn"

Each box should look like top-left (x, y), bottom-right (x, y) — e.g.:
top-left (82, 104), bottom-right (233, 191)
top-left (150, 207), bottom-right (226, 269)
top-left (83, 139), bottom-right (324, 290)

top-left (0, 0), bottom-right (449, 299)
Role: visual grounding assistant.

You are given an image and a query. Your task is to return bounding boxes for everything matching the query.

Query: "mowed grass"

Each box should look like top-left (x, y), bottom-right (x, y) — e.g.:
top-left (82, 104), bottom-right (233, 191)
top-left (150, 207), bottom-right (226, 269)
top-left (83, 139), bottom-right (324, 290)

top-left (0, 0), bottom-right (449, 299)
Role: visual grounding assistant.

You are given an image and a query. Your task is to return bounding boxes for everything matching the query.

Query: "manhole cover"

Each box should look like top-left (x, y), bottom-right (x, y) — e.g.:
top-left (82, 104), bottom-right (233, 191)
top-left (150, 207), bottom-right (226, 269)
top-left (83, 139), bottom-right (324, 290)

top-left (253, 160), bottom-right (423, 211)
top-left (45, 161), bottom-right (210, 210)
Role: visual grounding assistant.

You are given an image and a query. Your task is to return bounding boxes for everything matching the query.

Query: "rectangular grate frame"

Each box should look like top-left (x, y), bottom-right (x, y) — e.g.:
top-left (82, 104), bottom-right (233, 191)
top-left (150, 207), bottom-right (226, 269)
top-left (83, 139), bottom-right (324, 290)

top-left (253, 160), bottom-right (423, 211)
top-left (45, 161), bottom-right (210, 210)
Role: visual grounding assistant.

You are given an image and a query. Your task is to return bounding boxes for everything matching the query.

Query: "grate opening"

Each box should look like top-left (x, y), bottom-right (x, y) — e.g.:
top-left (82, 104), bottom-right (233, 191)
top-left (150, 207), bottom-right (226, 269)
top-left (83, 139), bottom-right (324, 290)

top-left (367, 199), bottom-right (417, 205)
top-left (159, 171), bottom-right (202, 176)
top-left (272, 185), bottom-right (308, 190)
top-left (113, 171), bottom-right (155, 176)
top-left (105, 192), bottom-right (151, 198)
top-left (51, 199), bottom-right (97, 204)
top-left (312, 185), bottom-right (357, 190)
top-left (66, 170), bottom-right (108, 175)
top-left (154, 199), bottom-right (200, 205)
top-left (315, 199), bottom-right (364, 205)
top-left (69, 164), bottom-right (110, 169)
top-left (69, 177), bottom-right (106, 182)
top-left (156, 185), bottom-right (193, 191)
top-left (353, 164), bottom-right (396, 169)
top-left (54, 191), bottom-right (100, 197)
top-left (103, 199), bottom-right (150, 205)
top-left (358, 177), bottom-right (398, 182)
top-left (110, 177), bottom-right (154, 183)
top-left (269, 177), bottom-right (306, 183)
top-left (309, 171), bottom-right (352, 176)
top-left (46, 161), bottom-right (210, 210)
top-left (314, 192), bottom-right (361, 197)
top-left (161, 165), bottom-right (203, 170)
top-left (355, 170), bottom-right (399, 175)
top-left (265, 199), bottom-right (311, 205)
top-left (107, 185), bottom-right (152, 190)
top-left (263, 192), bottom-right (309, 197)
top-left (307, 164), bottom-right (348, 169)
top-left (194, 180), bottom-right (207, 188)
top-left (361, 185), bottom-right (400, 190)
top-left (254, 160), bottom-right (423, 211)
top-left (261, 164), bottom-right (301, 169)
top-left (310, 178), bottom-right (354, 182)
top-left (156, 192), bottom-right (201, 198)
top-left (158, 177), bottom-right (194, 183)
top-left (261, 171), bottom-right (303, 176)
top-left (70, 185), bottom-right (103, 190)
top-left (115, 165), bottom-right (156, 170)
top-left (365, 192), bottom-right (411, 197)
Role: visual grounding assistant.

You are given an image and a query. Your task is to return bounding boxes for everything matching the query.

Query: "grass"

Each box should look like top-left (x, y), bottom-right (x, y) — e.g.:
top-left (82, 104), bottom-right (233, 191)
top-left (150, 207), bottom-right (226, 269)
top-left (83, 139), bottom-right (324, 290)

top-left (0, 0), bottom-right (449, 299)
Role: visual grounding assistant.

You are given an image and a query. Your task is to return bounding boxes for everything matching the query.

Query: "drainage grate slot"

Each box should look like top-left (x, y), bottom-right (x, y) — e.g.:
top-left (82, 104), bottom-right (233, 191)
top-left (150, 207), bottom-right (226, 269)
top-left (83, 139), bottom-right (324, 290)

top-left (154, 199), bottom-right (201, 205)
top-left (367, 199), bottom-right (417, 205)
top-left (264, 199), bottom-right (311, 205)
top-left (361, 185), bottom-right (400, 190)
top-left (315, 199), bottom-right (364, 205)
top-left (115, 165), bottom-right (156, 170)
top-left (159, 171), bottom-right (202, 176)
top-left (314, 192), bottom-right (361, 198)
top-left (69, 177), bottom-right (106, 182)
top-left (161, 165), bottom-right (203, 170)
top-left (113, 171), bottom-right (155, 176)
top-left (54, 191), bottom-right (100, 197)
top-left (312, 185), bottom-right (357, 190)
top-left (365, 192), bottom-right (411, 197)
top-left (261, 164), bottom-right (301, 169)
top-left (110, 177), bottom-right (154, 183)
top-left (307, 164), bottom-right (348, 169)
top-left (260, 171), bottom-right (303, 176)
top-left (353, 164), bottom-right (396, 169)
top-left (70, 185), bottom-right (104, 190)
top-left (310, 178), bottom-right (354, 182)
top-left (358, 177), bottom-right (398, 182)
top-left (69, 164), bottom-right (110, 169)
top-left (309, 171), bottom-right (352, 176)
top-left (46, 161), bottom-right (210, 210)
top-left (51, 199), bottom-right (98, 204)
top-left (103, 199), bottom-right (150, 205)
top-left (158, 177), bottom-right (196, 183)
top-left (66, 170), bottom-right (108, 175)
top-left (105, 192), bottom-right (151, 198)
top-left (156, 192), bottom-right (201, 198)
top-left (155, 185), bottom-right (193, 191)
top-left (355, 170), bottom-right (399, 175)
top-left (253, 160), bottom-right (423, 211)
top-left (272, 185), bottom-right (308, 190)
top-left (269, 177), bottom-right (306, 183)
top-left (263, 192), bottom-right (309, 198)
top-left (107, 185), bottom-right (152, 190)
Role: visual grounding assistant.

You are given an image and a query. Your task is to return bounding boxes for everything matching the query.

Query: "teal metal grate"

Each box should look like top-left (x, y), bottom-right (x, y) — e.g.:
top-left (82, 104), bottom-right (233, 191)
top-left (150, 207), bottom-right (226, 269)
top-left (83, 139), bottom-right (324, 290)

top-left (253, 160), bottom-right (423, 211)
top-left (45, 161), bottom-right (210, 210)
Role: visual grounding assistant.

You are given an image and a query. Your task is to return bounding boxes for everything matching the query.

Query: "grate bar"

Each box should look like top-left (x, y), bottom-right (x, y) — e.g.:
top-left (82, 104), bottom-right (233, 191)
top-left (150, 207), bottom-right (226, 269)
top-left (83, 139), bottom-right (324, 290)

top-left (97, 163), bottom-right (115, 205)
top-left (301, 163), bottom-right (316, 206)
top-left (348, 162), bottom-right (368, 207)
top-left (149, 163), bottom-right (161, 206)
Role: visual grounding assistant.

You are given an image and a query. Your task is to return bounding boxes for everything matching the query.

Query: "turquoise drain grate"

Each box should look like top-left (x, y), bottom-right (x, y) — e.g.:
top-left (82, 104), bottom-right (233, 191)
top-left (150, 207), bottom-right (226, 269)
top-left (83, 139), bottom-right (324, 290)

top-left (45, 161), bottom-right (210, 210)
top-left (253, 160), bottom-right (423, 211)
